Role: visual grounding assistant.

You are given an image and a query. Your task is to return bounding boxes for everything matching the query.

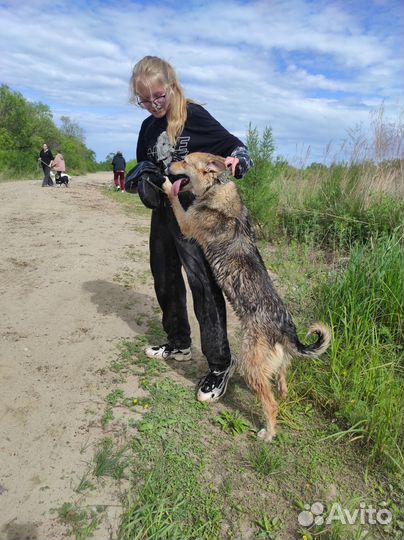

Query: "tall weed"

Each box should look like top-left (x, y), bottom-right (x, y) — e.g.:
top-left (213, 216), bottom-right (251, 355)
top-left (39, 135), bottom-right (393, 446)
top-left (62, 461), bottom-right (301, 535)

top-left (241, 109), bottom-right (403, 248)
top-left (237, 125), bottom-right (283, 238)
top-left (303, 232), bottom-right (404, 468)
top-left (276, 163), bottom-right (403, 248)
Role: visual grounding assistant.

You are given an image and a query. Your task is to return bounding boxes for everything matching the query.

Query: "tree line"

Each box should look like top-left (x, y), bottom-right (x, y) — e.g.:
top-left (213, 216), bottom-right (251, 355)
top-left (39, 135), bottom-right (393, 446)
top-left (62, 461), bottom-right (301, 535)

top-left (0, 85), bottom-right (101, 178)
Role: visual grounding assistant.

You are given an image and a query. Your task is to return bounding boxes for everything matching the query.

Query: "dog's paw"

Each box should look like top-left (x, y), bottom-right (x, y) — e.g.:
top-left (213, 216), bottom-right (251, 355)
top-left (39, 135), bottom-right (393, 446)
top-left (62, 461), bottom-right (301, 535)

top-left (162, 178), bottom-right (172, 196)
top-left (257, 428), bottom-right (274, 442)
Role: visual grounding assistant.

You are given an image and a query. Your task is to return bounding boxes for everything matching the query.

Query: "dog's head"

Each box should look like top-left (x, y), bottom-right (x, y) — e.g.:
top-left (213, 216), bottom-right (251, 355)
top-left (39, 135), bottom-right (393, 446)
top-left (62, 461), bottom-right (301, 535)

top-left (168, 152), bottom-right (228, 197)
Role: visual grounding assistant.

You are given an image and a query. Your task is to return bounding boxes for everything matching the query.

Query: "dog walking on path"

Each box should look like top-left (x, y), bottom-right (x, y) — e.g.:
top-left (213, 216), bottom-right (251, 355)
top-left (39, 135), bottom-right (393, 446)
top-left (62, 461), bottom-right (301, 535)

top-left (163, 152), bottom-right (331, 441)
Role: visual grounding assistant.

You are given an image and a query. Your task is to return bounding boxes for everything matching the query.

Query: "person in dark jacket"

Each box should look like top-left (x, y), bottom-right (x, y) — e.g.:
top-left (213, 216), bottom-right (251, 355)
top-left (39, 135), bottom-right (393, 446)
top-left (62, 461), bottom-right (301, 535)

top-left (127, 55), bottom-right (253, 403)
top-left (111, 151), bottom-right (126, 191)
top-left (38, 143), bottom-right (54, 187)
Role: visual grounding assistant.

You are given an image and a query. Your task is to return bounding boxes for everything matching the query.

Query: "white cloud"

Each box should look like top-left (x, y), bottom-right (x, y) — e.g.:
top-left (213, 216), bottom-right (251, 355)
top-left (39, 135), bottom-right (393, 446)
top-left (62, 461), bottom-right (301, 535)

top-left (0, 0), bottom-right (401, 163)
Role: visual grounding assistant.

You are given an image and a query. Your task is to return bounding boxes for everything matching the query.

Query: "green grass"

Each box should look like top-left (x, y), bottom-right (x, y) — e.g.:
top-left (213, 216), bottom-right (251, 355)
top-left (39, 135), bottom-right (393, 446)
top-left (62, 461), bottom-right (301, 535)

top-left (213, 410), bottom-right (250, 435)
top-left (292, 231), bottom-right (403, 469)
top-left (123, 336), bottom-right (403, 539)
top-left (92, 437), bottom-right (129, 480)
top-left (246, 442), bottom-right (284, 477)
top-left (260, 234), bottom-right (403, 523)
top-left (74, 472), bottom-right (95, 495)
top-left (100, 406), bottom-right (114, 429)
top-left (258, 220), bottom-right (403, 471)
top-left (57, 502), bottom-right (100, 540)
top-left (237, 128), bottom-right (403, 249)
top-left (278, 187), bottom-right (403, 250)
top-left (119, 378), bottom-right (224, 540)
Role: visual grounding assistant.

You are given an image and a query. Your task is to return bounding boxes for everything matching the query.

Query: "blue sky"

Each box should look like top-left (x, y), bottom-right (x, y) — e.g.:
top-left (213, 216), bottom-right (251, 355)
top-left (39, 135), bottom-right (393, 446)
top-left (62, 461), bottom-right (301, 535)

top-left (0, 0), bottom-right (402, 164)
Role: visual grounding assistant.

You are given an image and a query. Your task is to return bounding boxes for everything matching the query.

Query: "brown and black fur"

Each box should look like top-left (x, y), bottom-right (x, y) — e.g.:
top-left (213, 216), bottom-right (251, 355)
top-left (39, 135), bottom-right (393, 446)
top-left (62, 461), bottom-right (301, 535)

top-left (164, 152), bottom-right (331, 441)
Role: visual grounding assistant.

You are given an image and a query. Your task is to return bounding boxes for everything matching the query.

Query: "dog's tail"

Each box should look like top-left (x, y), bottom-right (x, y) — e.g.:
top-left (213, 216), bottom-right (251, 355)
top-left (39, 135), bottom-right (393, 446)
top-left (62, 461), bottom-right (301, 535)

top-left (288, 322), bottom-right (331, 358)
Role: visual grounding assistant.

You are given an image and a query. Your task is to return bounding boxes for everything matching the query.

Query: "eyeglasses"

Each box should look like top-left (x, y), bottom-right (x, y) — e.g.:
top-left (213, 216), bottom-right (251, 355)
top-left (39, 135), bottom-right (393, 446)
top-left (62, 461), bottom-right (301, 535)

top-left (136, 93), bottom-right (166, 109)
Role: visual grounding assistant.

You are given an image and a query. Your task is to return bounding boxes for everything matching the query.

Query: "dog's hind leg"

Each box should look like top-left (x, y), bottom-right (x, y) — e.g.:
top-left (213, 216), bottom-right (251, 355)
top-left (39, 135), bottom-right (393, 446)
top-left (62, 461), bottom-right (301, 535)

top-left (241, 338), bottom-right (282, 442)
top-left (278, 364), bottom-right (288, 400)
top-left (256, 382), bottom-right (278, 442)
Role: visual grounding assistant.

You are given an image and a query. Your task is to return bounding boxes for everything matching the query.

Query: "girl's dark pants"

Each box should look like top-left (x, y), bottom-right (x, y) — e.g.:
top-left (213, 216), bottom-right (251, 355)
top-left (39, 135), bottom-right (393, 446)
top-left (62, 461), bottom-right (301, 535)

top-left (149, 195), bottom-right (231, 372)
top-left (41, 164), bottom-right (53, 186)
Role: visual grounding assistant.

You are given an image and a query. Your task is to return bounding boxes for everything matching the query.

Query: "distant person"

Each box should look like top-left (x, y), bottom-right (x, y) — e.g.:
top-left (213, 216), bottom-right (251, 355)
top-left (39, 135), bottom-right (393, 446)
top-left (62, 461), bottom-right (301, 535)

top-left (111, 151), bottom-right (126, 191)
top-left (38, 143), bottom-right (54, 187)
top-left (50, 151), bottom-right (66, 184)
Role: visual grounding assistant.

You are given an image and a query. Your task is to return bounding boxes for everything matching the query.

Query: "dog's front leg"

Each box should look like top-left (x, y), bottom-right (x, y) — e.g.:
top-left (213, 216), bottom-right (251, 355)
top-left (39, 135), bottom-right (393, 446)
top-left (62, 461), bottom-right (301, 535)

top-left (162, 180), bottom-right (192, 237)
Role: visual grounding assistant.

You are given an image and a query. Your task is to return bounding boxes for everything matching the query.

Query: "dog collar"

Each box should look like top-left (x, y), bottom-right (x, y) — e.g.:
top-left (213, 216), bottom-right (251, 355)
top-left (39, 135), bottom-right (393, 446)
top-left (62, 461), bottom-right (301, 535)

top-left (202, 170), bottom-right (231, 195)
top-left (216, 170), bottom-right (231, 184)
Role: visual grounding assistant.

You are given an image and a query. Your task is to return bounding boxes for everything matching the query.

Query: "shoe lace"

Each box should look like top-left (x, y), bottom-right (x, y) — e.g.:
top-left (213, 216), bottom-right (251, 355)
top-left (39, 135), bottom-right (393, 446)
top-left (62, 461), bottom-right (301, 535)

top-left (199, 369), bottom-right (224, 389)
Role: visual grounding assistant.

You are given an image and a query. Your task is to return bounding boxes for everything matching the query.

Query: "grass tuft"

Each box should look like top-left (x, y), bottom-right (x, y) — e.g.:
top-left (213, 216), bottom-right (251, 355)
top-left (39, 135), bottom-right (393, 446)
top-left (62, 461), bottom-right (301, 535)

top-left (93, 438), bottom-right (129, 480)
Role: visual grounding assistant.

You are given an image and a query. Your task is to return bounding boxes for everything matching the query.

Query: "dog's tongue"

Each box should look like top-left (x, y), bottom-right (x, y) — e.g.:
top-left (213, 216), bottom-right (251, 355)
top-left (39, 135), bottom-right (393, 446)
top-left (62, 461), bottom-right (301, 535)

top-left (172, 178), bottom-right (185, 197)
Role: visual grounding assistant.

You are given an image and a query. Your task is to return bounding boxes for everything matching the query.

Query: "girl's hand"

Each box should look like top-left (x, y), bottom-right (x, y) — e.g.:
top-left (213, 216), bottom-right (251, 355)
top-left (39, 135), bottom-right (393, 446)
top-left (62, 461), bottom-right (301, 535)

top-left (224, 156), bottom-right (240, 177)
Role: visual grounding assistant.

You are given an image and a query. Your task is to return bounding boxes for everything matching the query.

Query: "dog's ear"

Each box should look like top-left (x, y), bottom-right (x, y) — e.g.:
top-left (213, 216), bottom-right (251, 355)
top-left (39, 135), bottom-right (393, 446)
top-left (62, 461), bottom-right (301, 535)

top-left (204, 157), bottom-right (227, 174)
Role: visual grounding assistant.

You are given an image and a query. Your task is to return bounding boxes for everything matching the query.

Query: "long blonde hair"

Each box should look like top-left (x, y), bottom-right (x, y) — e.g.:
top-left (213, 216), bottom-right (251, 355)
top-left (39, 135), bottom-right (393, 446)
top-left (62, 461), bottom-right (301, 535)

top-left (130, 56), bottom-right (191, 145)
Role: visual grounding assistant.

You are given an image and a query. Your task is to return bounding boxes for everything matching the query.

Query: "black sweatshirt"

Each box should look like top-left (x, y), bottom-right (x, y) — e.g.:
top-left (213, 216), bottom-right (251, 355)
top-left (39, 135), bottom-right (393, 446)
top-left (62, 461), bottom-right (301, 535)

top-left (39, 148), bottom-right (54, 165)
top-left (111, 152), bottom-right (126, 172)
top-left (136, 103), bottom-right (250, 176)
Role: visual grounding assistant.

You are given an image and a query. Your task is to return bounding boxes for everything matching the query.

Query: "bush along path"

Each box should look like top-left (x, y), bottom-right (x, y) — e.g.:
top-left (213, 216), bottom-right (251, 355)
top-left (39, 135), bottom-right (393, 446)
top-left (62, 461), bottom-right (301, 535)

top-left (56, 188), bottom-right (403, 540)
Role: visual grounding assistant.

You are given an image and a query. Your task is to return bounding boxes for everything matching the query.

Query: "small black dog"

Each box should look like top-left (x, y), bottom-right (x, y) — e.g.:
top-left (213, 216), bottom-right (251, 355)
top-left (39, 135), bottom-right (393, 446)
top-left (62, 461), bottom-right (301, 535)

top-left (54, 171), bottom-right (70, 187)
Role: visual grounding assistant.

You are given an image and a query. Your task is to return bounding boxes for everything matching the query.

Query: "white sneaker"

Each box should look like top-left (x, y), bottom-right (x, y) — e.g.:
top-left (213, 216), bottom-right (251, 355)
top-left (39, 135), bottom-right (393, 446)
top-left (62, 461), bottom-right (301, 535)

top-left (197, 353), bottom-right (237, 403)
top-left (144, 343), bottom-right (192, 361)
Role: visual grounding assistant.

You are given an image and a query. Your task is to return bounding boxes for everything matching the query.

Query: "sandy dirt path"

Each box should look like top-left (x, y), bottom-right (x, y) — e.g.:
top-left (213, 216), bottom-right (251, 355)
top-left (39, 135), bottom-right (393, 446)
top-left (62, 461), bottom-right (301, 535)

top-left (0, 173), bottom-right (160, 539)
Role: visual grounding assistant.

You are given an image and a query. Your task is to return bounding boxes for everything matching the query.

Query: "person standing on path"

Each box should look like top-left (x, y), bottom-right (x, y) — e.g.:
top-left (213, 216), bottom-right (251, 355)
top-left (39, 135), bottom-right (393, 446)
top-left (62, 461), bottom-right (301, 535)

top-left (126, 55), bottom-right (253, 403)
top-left (111, 151), bottom-right (126, 191)
top-left (38, 143), bottom-right (54, 187)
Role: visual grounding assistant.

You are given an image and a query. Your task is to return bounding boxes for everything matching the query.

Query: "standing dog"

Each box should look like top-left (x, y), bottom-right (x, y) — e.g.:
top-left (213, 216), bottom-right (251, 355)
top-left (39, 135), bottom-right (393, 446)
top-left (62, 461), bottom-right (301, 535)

top-left (50, 170), bottom-right (70, 187)
top-left (163, 152), bottom-right (331, 441)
